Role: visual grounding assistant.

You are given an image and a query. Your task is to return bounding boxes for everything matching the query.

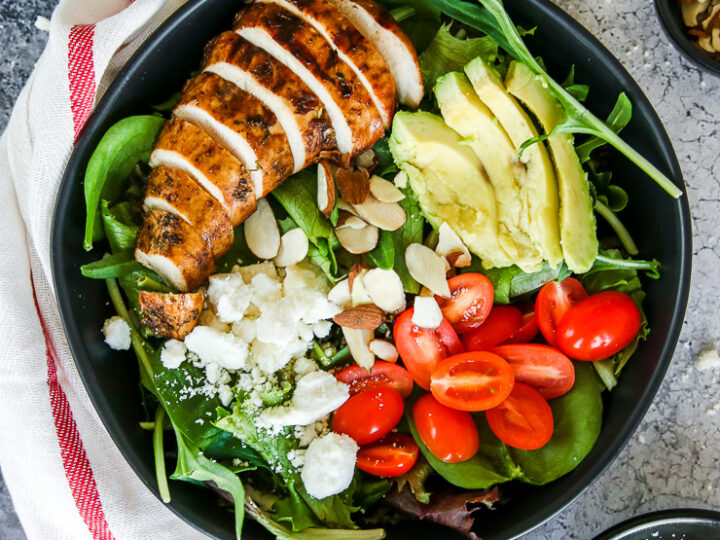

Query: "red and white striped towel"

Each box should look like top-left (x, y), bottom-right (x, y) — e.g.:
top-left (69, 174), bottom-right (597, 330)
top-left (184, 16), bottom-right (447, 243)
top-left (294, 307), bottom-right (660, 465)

top-left (0, 1), bottom-right (210, 538)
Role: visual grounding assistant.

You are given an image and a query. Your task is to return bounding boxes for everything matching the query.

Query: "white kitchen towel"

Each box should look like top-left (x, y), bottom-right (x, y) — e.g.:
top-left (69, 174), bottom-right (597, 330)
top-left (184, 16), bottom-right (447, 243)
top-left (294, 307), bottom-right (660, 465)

top-left (0, 0), bottom-right (212, 538)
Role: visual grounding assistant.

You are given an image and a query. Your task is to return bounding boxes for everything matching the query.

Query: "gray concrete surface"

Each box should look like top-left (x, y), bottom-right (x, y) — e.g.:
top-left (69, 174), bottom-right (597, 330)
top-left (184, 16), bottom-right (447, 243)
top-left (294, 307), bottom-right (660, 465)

top-left (1, 0), bottom-right (718, 539)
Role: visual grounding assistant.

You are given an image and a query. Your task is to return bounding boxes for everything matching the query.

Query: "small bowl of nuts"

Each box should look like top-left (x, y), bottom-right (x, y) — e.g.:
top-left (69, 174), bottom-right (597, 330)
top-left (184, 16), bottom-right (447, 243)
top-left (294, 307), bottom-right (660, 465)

top-left (655, 0), bottom-right (720, 76)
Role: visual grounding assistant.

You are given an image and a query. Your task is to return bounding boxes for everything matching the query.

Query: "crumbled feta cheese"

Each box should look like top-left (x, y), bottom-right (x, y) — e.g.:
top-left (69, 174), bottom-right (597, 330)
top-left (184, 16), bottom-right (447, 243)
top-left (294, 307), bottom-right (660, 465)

top-left (295, 418), bottom-right (330, 448)
top-left (102, 316), bottom-right (131, 351)
top-left (260, 371), bottom-right (349, 428)
top-left (236, 261), bottom-right (277, 282)
top-left (301, 433), bottom-right (358, 499)
top-left (294, 357), bottom-right (319, 377)
top-left (412, 296), bottom-right (443, 329)
top-left (185, 326), bottom-right (249, 370)
top-left (218, 384), bottom-right (233, 407)
top-left (160, 339), bottom-right (187, 369)
top-left (208, 273), bottom-right (252, 323)
top-left (312, 320), bottom-right (333, 339)
top-left (696, 347), bottom-right (720, 371)
top-left (287, 448), bottom-right (306, 468)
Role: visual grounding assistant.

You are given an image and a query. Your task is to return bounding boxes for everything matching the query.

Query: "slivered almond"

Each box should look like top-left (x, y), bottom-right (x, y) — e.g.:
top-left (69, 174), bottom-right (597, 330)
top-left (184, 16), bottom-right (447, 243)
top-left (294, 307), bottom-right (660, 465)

top-left (336, 210), bottom-right (367, 230)
top-left (351, 195), bottom-right (406, 231)
top-left (362, 268), bottom-right (406, 313)
top-left (355, 149), bottom-right (377, 170)
top-left (333, 304), bottom-right (384, 330)
top-left (244, 199), bottom-right (280, 260)
top-left (405, 243), bottom-right (451, 298)
top-left (369, 175), bottom-right (405, 203)
top-left (336, 222), bottom-right (379, 254)
top-left (369, 339), bottom-right (398, 362)
top-left (317, 161), bottom-right (336, 218)
top-left (348, 263), bottom-right (368, 293)
top-left (336, 167), bottom-right (370, 204)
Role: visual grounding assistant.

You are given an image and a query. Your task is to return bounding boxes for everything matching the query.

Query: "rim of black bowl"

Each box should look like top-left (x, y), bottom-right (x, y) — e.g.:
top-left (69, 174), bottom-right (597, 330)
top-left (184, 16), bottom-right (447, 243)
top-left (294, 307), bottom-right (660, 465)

top-left (50, 0), bottom-right (693, 538)
top-left (593, 508), bottom-right (720, 540)
top-left (655, 0), bottom-right (720, 77)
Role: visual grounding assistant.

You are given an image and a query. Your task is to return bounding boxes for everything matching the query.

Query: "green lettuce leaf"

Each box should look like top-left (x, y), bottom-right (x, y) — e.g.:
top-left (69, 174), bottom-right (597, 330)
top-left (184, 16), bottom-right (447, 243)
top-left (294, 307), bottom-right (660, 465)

top-left (101, 200), bottom-right (139, 252)
top-left (378, 0), bottom-right (442, 52)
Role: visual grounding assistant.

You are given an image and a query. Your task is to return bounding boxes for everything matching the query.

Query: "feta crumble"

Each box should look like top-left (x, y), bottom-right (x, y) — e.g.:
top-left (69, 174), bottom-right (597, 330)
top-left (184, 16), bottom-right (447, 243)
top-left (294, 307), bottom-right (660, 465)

top-left (160, 339), bottom-right (187, 369)
top-left (301, 433), bottom-right (358, 499)
top-left (102, 316), bottom-right (131, 351)
top-left (185, 326), bottom-right (249, 370)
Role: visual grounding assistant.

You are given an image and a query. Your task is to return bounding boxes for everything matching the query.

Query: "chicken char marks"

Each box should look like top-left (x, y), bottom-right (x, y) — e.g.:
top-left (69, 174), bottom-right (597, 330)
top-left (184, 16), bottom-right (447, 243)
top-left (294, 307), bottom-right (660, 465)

top-left (134, 0), bottom-right (421, 294)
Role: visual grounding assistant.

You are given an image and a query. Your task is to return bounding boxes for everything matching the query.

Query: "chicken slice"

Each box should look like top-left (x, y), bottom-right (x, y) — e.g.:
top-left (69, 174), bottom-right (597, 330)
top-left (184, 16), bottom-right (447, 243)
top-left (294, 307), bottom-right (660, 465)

top-left (144, 166), bottom-right (234, 258)
top-left (138, 290), bottom-right (204, 340)
top-left (258, 0), bottom-right (396, 128)
top-left (329, 0), bottom-right (423, 108)
top-left (135, 210), bottom-right (215, 292)
top-left (235, 2), bottom-right (385, 160)
top-left (202, 31), bottom-right (336, 171)
top-left (175, 72), bottom-right (294, 198)
top-left (150, 119), bottom-right (256, 226)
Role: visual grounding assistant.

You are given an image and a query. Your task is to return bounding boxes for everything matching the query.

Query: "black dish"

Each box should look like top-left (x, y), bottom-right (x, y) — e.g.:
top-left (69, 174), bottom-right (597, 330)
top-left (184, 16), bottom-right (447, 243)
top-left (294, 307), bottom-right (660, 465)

top-left (50, 0), bottom-right (692, 538)
top-left (655, 0), bottom-right (720, 78)
top-left (594, 508), bottom-right (720, 540)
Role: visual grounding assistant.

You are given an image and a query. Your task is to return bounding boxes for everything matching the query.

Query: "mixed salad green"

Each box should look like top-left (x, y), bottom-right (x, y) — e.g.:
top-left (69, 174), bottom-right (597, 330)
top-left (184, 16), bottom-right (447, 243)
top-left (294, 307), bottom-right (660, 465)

top-left (80, 0), bottom-right (675, 538)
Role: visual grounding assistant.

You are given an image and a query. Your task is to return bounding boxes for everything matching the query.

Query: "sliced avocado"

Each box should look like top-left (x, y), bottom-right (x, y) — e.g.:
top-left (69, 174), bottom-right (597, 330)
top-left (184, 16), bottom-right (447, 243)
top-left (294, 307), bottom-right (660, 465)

top-left (505, 61), bottom-right (598, 273)
top-left (389, 111), bottom-right (513, 269)
top-left (464, 57), bottom-right (563, 268)
top-left (435, 72), bottom-right (544, 273)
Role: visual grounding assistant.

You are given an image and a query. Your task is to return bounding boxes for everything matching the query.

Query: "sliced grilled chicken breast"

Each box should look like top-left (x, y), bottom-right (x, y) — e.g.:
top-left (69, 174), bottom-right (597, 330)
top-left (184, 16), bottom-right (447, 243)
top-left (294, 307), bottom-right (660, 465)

top-left (138, 290), bottom-right (204, 340)
top-left (235, 2), bottom-right (385, 160)
top-left (150, 119), bottom-right (256, 226)
top-left (202, 31), bottom-right (336, 171)
top-left (258, 0), bottom-right (396, 128)
top-left (144, 166), bottom-right (234, 258)
top-left (135, 210), bottom-right (215, 292)
top-left (329, 0), bottom-right (423, 108)
top-left (175, 72), bottom-right (294, 198)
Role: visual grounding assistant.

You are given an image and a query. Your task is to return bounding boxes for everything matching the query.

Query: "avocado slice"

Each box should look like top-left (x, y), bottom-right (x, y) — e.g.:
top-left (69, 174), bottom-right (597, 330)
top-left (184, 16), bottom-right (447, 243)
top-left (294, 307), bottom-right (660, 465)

top-left (505, 61), bottom-right (598, 273)
top-left (388, 111), bottom-right (513, 268)
top-left (464, 57), bottom-right (563, 268)
top-left (435, 72), bottom-right (544, 273)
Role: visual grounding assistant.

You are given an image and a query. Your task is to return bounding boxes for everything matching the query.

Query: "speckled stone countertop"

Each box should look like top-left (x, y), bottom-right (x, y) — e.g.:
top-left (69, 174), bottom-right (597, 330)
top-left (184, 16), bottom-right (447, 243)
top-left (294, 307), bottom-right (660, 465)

top-left (1, 0), bottom-right (719, 539)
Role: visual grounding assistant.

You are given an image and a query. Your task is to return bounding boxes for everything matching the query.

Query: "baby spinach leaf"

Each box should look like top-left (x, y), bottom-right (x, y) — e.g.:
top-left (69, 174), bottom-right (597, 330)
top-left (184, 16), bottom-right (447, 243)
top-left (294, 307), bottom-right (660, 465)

top-left (83, 115), bottom-right (165, 250)
top-left (392, 186), bottom-right (425, 293)
top-left (368, 230), bottom-right (395, 270)
top-left (465, 261), bottom-right (570, 304)
top-left (509, 362), bottom-right (603, 484)
top-left (378, 0), bottom-right (442, 52)
top-left (101, 200), bottom-right (138, 252)
top-left (215, 226), bottom-right (259, 272)
top-left (80, 250), bottom-right (144, 279)
top-left (372, 137), bottom-right (398, 177)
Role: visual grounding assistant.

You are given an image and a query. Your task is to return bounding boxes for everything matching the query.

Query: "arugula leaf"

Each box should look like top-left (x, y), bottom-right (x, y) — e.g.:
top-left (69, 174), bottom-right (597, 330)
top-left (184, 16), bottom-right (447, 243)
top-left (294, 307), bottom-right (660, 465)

top-left (83, 115), bottom-right (165, 250)
top-left (425, 0), bottom-right (681, 198)
top-left (153, 407), bottom-right (171, 503)
top-left (509, 362), bottom-right (603, 484)
top-left (561, 65), bottom-right (589, 102)
top-left (576, 93), bottom-right (633, 163)
top-left (101, 200), bottom-right (138, 252)
top-left (394, 456), bottom-right (433, 504)
top-left (420, 23), bottom-right (499, 91)
top-left (171, 429), bottom-right (246, 539)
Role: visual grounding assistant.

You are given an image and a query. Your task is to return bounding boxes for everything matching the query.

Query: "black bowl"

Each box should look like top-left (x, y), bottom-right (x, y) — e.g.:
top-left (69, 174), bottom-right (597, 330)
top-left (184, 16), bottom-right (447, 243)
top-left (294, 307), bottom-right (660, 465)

top-left (51, 0), bottom-right (692, 538)
top-left (655, 0), bottom-right (720, 77)
top-left (593, 508), bottom-right (720, 540)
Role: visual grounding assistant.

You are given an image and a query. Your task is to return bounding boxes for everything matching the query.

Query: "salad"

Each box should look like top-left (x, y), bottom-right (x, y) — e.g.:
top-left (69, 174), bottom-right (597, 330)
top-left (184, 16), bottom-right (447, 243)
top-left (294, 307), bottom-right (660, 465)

top-left (80, 0), bottom-right (676, 538)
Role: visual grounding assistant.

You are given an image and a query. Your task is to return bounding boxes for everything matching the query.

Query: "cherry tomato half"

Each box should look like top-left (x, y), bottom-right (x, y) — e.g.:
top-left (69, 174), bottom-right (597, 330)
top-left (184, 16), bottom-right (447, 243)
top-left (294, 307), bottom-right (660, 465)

top-left (393, 308), bottom-right (464, 390)
top-left (413, 394), bottom-right (479, 463)
top-left (332, 388), bottom-right (404, 445)
top-left (462, 306), bottom-right (523, 352)
top-left (505, 310), bottom-right (539, 344)
top-left (437, 273), bottom-right (494, 334)
top-left (335, 361), bottom-right (414, 398)
top-left (430, 351), bottom-right (515, 411)
top-left (486, 382), bottom-right (554, 450)
top-left (356, 433), bottom-right (419, 477)
top-left (535, 278), bottom-right (588, 347)
top-left (556, 291), bottom-right (642, 361)
top-left (493, 344), bottom-right (575, 399)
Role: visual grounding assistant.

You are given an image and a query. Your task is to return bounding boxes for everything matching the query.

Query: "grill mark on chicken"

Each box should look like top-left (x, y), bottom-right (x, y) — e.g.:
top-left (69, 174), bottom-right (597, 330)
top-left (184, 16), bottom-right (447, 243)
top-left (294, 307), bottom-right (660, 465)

top-left (150, 119), bottom-right (256, 226)
top-left (144, 166), bottom-right (234, 258)
top-left (138, 290), bottom-right (204, 340)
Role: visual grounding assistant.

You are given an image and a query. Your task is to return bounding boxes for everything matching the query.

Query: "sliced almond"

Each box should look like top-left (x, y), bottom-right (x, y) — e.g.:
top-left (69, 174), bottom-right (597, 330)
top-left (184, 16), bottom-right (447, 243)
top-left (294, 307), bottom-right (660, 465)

top-left (336, 210), bottom-right (367, 230)
top-left (328, 278), bottom-right (351, 307)
top-left (274, 228), bottom-right (309, 267)
top-left (436, 222), bottom-right (471, 267)
top-left (348, 263), bottom-right (368, 293)
top-left (342, 327), bottom-right (375, 370)
top-left (336, 223), bottom-right (379, 254)
top-left (336, 167), bottom-right (370, 205)
top-left (351, 195), bottom-right (406, 232)
top-left (351, 269), bottom-right (372, 306)
top-left (368, 339), bottom-right (398, 362)
top-left (394, 170), bottom-right (408, 189)
top-left (336, 198), bottom-right (358, 216)
top-left (244, 198), bottom-right (280, 260)
top-left (355, 149), bottom-right (377, 170)
top-left (405, 243), bottom-right (451, 298)
top-left (333, 304), bottom-right (384, 330)
top-left (317, 161), bottom-right (336, 218)
top-left (369, 175), bottom-right (405, 203)
top-left (362, 268), bottom-right (406, 313)
top-left (412, 296), bottom-right (443, 329)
